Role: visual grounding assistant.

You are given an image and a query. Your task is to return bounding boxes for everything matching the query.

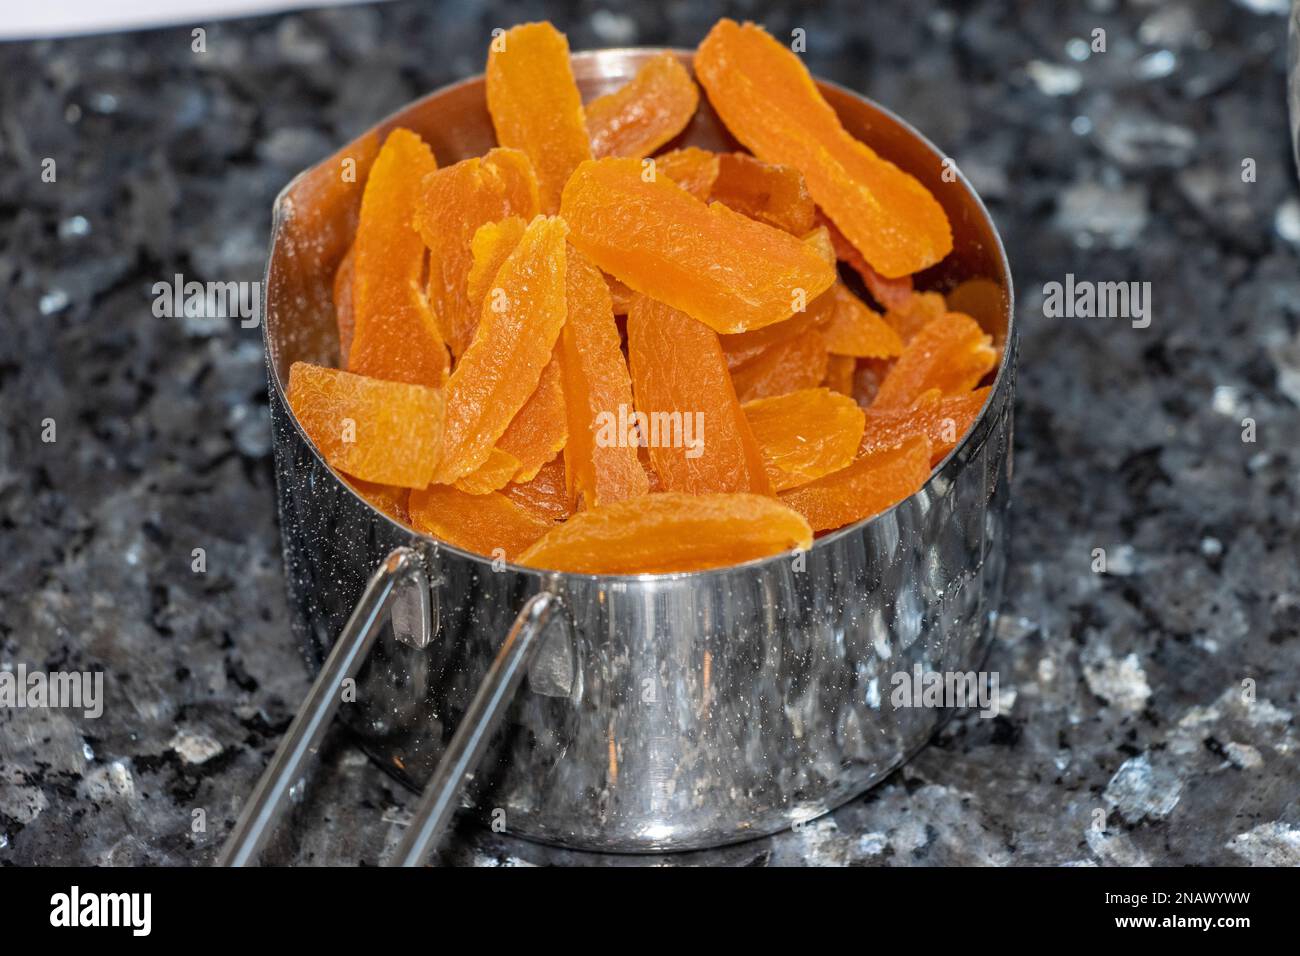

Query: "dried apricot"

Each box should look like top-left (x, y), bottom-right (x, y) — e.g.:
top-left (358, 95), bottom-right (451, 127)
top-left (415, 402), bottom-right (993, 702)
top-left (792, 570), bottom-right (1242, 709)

top-left (333, 240), bottom-right (356, 366)
top-left (780, 434), bottom-right (933, 531)
top-left (818, 211), bottom-right (914, 312)
top-left (697, 20), bottom-right (951, 278)
top-left (872, 313), bottom-right (997, 409)
top-left (486, 22), bottom-right (591, 214)
top-left (502, 456), bottom-right (572, 522)
top-left (861, 387), bottom-right (990, 464)
top-left (585, 53), bottom-right (699, 159)
top-left (561, 249), bottom-right (650, 509)
top-left (883, 290), bottom-right (946, 344)
top-left (466, 216), bottom-right (528, 320)
top-left (711, 152), bottom-right (816, 235)
top-left (347, 477), bottom-right (410, 524)
top-left (604, 273), bottom-right (636, 314)
top-left (409, 484), bottom-right (552, 560)
top-left (455, 448), bottom-right (523, 495)
top-left (415, 148), bottom-right (540, 357)
top-left (561, 157), bottom-right (835, 333)
top-left (820, 283), bottom-right (903, 358)
top-left (497, 347), bottom-right (568, 482)
top-left (721, 308), bottom-right (822, 370)
top-left (518, 492), bottom-right (812, 573)
top-left (287, 361), bottom-right (443, 489)
top-left (434, 215), bottom-right (569, 484)
top-left (627, 295), bottom-right (771, 495)
top-left (653, 147), bottom-right (721, 199)
top-left (731, 328), bottom-right (830, 403)
top-left (348, 128), bottom-right (448, 387)
top-left (824, 354), bottom-right (856, 396)
top-left (743, 388), bottom-right (865, 491)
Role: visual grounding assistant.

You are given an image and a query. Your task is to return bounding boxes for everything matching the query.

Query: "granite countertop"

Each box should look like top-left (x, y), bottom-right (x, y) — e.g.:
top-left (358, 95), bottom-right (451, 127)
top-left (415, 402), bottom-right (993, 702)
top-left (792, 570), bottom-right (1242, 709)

top-left (1, 0), bottom-right (1299, 866)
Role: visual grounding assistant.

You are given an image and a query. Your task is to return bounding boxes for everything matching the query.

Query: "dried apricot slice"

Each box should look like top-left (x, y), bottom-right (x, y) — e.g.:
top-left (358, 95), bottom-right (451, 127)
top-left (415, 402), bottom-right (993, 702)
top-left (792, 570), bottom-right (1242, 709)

top-left (872, 313), bottom-right (997, 409)
top-left (347, 477), bottom-right (410, 524)
top-left (853, 357), bottom-right (893, 408)
top-left (696, 20), bottom-right (952, 278)
top-left (287, 362), bottom-right (443, 489)
top-left (743, 388), bottom-right (866, 492)
top-left (467, 216), bottom-right (528, 320)
top-left (824, 354), bottom-right (856, 396)
top-left (454, 448), bottom-right (523, 495)
top-left (497, 347), bottom-right (568, 482)
top-left (818, 211), bottom-right (914, 312)
top-left (518, 492), bottom-right (812, 574)
top-left (333, 240), bottom-right (356, 366)
top-left (486, 22), bottom-right (592, 214)
top-left (348, 128), bottom-right (448, 387)
top-left (780, 434), bottom-right (933, 532)
top-left (731, 328), bottom-right (830, 403)
top-left (502, 456), bottom-right (572, 523)
top-left (409, 484), bottom-right (552, 560)
top-left (604, 273), bottom-right (636, 314)
top-left (585, 52), bottom-right (699, 159)
top-left (721, 308), bottom-right (822, 370)
top-left (861, 386), bottom-right (990, 463)
top-left (711, 152), bottom-right (816, 235)
top-left (820, 283), bottom-right (903, 358)
top-left (627, 295), bottom-right (771, 495)
top-left (561, 157), bottom-right (835, 333)
top-left (883, 290), bottom-right (946, 344)
top-left (561, 249), bottom-right (650, 509)
top-left (653, 147), bottom-right (720, 200)
top-left (415, 148), bottom-right (540, 357)
top-left (434, 215), bottom-right (569, 484)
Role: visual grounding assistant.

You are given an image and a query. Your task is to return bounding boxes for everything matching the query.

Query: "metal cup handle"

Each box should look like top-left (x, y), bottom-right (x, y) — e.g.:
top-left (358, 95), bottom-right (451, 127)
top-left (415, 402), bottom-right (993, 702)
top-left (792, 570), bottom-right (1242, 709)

top-left (217, 546), bottom-right (431, 866)
top-left (387, 589), bottom-right (560, 867)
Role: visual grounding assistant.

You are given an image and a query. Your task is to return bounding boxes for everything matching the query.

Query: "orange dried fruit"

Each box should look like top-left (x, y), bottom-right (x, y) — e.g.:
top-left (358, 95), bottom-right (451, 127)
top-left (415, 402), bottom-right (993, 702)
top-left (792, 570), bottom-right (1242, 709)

top-left (561, 157), bottom-right (835, 333)
top-left (731, 328), bottom-right (830, 403)
top-left (653, 146), bottom-right (721, 199)
top-left (409, 484), bottom-right (552, 560)
top-left (711, 152), bottom-right (816, 235)
top-left (416, 148), bottom-right (540, 357)
top-left (347, 477), bottom-right (410, 524)
top-left (585, 52), bottom-right (699, 159)
top-left (824, 354), bottom-right (856, 396)
top-left (742, 388), bottom-right (866, 492)
top-left (434, 215), bottom-right (569, 484)
top-left (455, 448), bottom-right (524, 495)
top-left (627, 295), bottom-right (772, 495)
top-left (486, 22), bottom-right (592, 214)
top-left (604, 273), bottom-right (636, 314)
top-left (347, 128), bottom-right (449, 388)
top-left (333, 240), bottom-right (356, 366)
top-left (502, 456), bottom-right (572, 523)
top-left (861, 386), bottom-right (990, 464)
top-left (802, 224), bottom-right (835, 268)
top-left (496, 347), bottom-right (568, 482)
top-left (561, 249), bottom-right (650, 509)
top-left (721, 308), bottom-right (822, 370)
top-left (820, 283), bottom-right (903, 358)
top-left (696, 20), bottom-right (951, 278)
top-left (883, 289), bottom-right (947, 344)
top-left (818, 211), bottom-right (914, 312)
top-left (518, 492), bottom-right (812, 574)
top-left (466, 216), bottom-right (528, 320)
top-left (853, 357), bottom-right (893, 408)
top-left (872, 313), bottom-right (997, 409)
top-left (780, 434), bottom-right (933, 532)
top-left (287, 361), bottom-right (443, 489)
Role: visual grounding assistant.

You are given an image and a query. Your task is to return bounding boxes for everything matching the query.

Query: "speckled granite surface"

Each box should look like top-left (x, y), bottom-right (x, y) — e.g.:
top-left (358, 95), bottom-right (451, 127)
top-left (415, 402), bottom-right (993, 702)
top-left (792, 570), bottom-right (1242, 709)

top-left (1, 0), bottom-right (1299, 866)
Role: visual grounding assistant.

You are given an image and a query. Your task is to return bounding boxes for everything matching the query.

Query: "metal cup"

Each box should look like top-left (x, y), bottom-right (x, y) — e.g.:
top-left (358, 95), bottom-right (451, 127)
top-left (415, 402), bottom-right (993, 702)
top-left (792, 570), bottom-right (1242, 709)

top-left (221, 48), bottom-right (1016, 864)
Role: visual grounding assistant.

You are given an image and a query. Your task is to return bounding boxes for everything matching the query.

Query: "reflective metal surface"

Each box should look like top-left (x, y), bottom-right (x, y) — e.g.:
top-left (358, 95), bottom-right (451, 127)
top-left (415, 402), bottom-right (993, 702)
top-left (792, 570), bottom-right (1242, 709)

top-left (262, 49), bottom-right (1017, 853)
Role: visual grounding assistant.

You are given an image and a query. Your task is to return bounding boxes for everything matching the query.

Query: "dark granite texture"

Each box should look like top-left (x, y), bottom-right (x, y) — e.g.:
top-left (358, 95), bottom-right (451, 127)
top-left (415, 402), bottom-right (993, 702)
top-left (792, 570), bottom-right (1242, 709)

top-left (2, 0), bottom-right (1299, 866)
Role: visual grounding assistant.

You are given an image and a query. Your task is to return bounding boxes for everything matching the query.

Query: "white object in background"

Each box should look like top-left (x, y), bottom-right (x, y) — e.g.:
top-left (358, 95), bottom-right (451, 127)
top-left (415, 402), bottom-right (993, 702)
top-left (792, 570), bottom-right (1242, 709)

top-left (0, 0), bottom-right (384, 41)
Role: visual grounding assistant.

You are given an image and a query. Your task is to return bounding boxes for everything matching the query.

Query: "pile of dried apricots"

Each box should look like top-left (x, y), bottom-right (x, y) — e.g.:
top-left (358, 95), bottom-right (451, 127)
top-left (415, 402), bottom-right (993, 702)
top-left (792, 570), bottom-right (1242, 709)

top-left (287, 18), bottom-right (1000, 575)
